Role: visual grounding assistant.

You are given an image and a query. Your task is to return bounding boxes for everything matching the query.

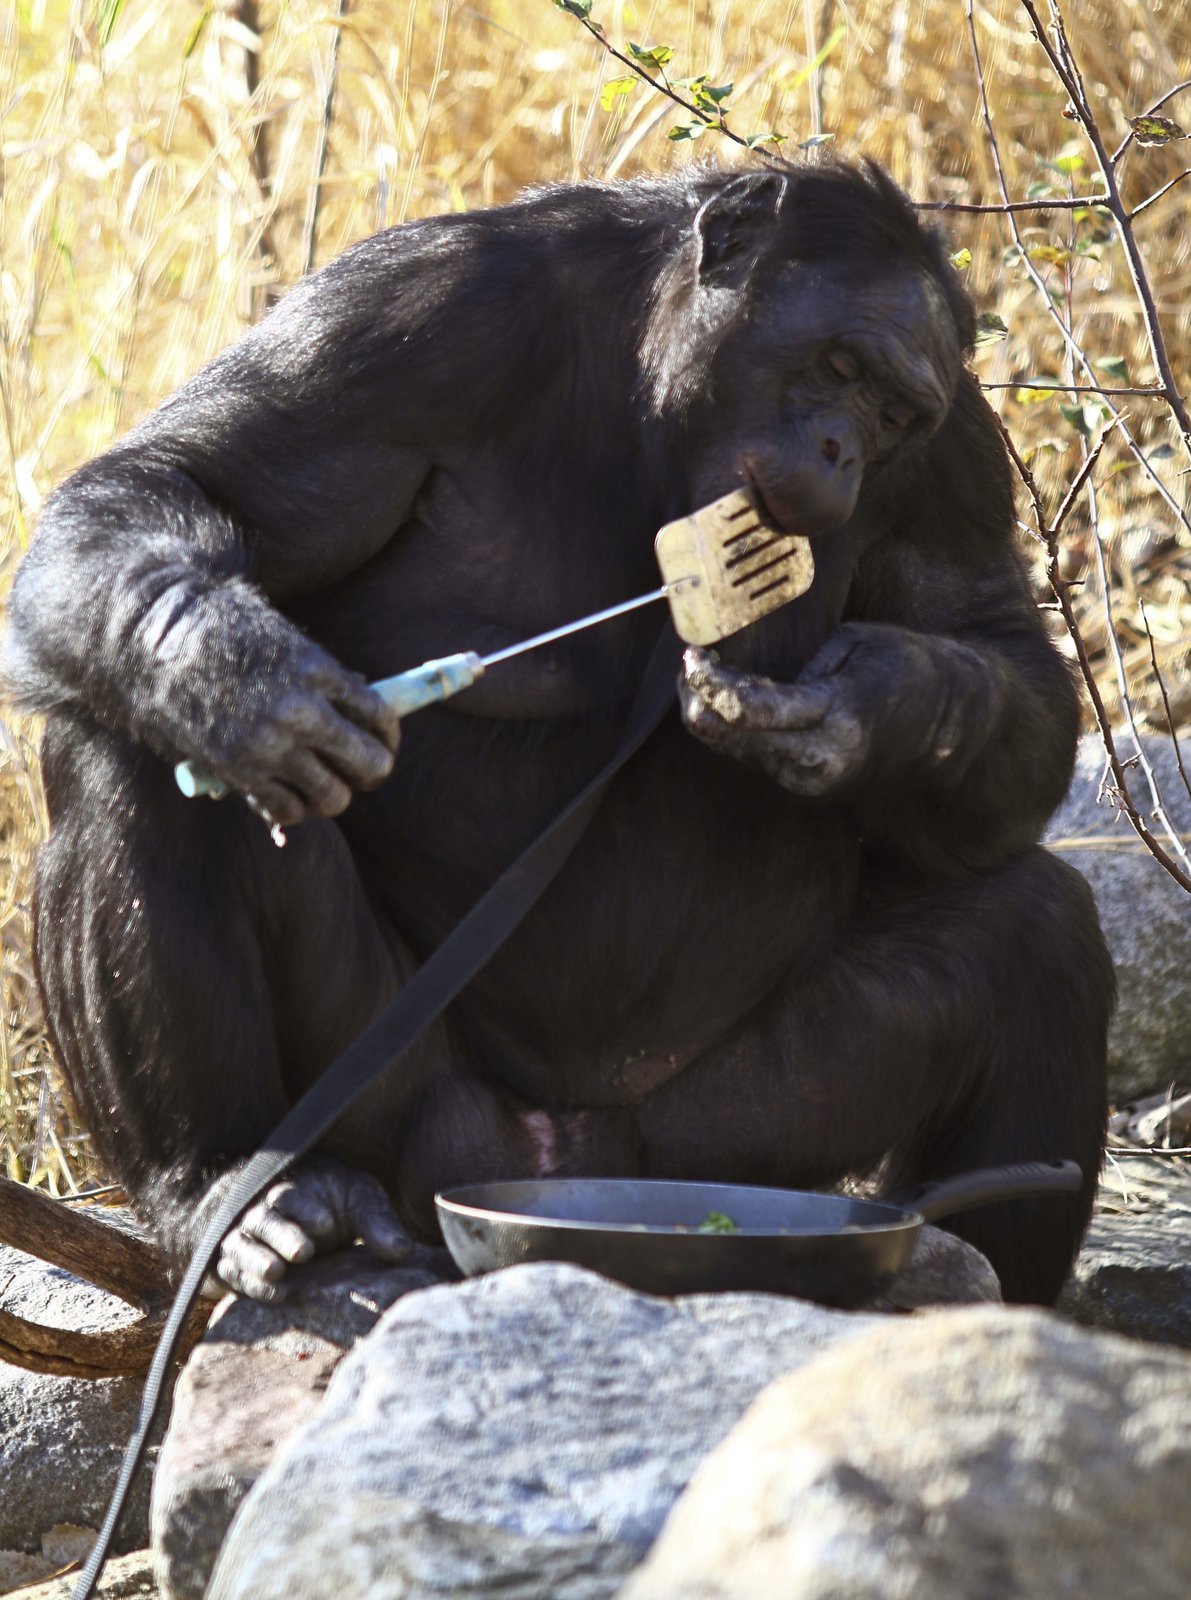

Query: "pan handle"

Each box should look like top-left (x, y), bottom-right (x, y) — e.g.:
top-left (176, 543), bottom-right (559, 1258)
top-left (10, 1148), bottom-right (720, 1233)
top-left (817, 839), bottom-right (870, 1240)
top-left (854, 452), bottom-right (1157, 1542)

top-left (887, 1159), bottom-right (1084, 1223)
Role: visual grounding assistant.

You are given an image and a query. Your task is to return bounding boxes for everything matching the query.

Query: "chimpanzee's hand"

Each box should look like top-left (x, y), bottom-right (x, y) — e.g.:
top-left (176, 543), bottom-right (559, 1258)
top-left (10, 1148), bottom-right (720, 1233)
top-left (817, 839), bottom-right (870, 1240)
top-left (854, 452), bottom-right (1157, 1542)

top-left (217, 1155), bottom-right (413, 1302)
top-left (170, 616), bottom-right (400, 826)
top-left (681, 623), bottom-right (994, 799)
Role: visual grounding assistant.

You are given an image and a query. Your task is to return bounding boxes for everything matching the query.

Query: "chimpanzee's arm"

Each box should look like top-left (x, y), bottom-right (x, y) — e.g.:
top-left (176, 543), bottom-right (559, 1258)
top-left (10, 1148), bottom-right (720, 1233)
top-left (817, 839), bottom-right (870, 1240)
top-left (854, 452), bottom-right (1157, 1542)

top-left (6, 218), bottom-right (547, 822)
top-left (681, 379), bottom-right (1079, 874)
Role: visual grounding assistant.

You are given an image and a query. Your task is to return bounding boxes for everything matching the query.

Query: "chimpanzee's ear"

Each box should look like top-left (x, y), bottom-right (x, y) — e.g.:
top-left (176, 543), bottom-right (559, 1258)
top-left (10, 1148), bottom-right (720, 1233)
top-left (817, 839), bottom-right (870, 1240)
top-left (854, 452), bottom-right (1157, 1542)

top-left (693, 171), bottom-right (788, 286)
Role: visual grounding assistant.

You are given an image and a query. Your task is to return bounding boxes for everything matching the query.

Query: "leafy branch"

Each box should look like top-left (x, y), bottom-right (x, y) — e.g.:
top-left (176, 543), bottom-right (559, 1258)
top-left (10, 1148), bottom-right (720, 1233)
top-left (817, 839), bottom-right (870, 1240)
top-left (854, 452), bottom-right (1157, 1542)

top-left (553, 0), bottom-right (792, 154)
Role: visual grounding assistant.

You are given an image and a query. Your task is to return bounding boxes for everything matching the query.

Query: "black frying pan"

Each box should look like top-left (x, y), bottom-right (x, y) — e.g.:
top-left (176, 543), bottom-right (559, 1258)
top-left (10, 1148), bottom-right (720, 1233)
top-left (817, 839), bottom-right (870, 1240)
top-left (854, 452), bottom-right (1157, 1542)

top-left (435, 1160), bottom-right (1082, 1307)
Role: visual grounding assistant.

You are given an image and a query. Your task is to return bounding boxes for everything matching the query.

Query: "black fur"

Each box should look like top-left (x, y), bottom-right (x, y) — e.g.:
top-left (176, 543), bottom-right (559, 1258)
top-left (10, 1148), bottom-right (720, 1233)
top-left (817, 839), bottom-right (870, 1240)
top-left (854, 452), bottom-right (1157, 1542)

top-left (6, 159), bottom-right (1111, 1304)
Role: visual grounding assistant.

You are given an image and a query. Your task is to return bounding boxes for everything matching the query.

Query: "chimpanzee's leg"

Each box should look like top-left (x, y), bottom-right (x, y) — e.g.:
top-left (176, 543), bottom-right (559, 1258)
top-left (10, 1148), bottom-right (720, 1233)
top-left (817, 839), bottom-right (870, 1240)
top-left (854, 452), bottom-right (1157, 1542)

top-left (635, 848), bottom-right (1111, 1304)
top-left (33, 714), bottom-right (527, 1299)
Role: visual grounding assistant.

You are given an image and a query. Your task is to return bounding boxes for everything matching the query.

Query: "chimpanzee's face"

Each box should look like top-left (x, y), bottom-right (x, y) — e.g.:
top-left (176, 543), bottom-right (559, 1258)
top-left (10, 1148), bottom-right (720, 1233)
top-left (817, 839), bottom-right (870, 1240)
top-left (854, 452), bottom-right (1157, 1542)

top-left (687, 260), bottom-right (962, 537)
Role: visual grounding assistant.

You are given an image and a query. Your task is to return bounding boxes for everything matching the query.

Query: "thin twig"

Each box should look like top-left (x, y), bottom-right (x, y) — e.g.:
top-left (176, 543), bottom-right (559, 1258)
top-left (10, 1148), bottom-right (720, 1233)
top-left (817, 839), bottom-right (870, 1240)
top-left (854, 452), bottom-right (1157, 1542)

top-left (981, 381), bottom-right (1164, 397)
top-left (299, 0), bottom-right (347, 280)
top-left (1139, 598), bottom-right (1191, 808)
top-left (917, 192), bottom-right (1108, 214)
top-left (1131, 167), bottom-right (1191, 220)
top-left (1018, 1), bottom-right (1191, 461)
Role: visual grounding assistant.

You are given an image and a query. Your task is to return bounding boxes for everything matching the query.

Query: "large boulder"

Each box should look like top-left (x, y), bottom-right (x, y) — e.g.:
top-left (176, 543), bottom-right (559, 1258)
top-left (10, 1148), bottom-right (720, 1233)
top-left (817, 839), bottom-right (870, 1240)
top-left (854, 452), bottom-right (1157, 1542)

top-left (150, 1247), bottom-right (453, 1600)
top-left (1045, 733), bottom-right (1191, 1101)
top-left (620, 1305), bottom-right (1191, 1600)
top-left (204, 1264), bottom-right (885, 1600)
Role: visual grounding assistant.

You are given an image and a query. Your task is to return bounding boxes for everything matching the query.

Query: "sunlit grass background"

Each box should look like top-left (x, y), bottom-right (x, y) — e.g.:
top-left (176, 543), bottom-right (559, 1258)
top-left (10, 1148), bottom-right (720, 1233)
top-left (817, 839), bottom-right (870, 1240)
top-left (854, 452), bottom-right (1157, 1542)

top-left (2, 0), bottom-right (1188, 1191)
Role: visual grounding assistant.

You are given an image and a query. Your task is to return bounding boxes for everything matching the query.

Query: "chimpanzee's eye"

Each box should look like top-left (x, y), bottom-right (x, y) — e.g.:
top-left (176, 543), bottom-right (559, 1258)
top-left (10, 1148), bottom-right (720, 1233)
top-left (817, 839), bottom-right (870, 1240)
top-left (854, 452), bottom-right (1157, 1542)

top-left (881, 403), bottom-right (916, 432)
top-left (825, 348), bottom-right (860, 383)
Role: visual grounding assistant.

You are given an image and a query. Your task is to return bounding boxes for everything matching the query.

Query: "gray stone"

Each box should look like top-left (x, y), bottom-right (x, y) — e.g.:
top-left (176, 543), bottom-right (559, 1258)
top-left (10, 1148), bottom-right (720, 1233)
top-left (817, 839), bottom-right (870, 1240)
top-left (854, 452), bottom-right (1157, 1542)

top-left (1045, 732), bottom-right (1191, 1101)
top-left (206, 1264), bottom-right (884, 1600)
top-left (1061, 1146), bottom-right (1191, 1348)
top-left (0, 1240), bottom-right (157, 1554)
top-left (150, 1248), bottom-right (452, 1600)
top-left (620, 1305), bottom-right (1191, 1600)
top-left (2, 1549), bottom-right (157, 1598)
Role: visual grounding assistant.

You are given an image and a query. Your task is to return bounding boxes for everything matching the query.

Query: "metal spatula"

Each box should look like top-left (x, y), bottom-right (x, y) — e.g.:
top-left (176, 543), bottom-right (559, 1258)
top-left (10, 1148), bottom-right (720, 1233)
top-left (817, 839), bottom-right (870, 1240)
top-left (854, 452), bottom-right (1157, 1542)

top-left (175, 490), bottom-right (814, 799)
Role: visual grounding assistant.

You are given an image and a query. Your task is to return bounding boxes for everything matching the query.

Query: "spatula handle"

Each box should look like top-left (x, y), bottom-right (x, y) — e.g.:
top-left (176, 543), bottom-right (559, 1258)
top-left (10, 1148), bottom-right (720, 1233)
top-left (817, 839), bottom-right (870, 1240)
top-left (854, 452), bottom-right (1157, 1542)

top-left (174, 652), bottom-right (485, 800)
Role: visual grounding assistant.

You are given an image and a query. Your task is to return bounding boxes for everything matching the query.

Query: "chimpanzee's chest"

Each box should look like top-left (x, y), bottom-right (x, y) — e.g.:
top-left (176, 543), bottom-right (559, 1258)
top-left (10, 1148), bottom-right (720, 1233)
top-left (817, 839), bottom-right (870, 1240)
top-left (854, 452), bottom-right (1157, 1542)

top-left (304, 456), bottom-right (862, 1087)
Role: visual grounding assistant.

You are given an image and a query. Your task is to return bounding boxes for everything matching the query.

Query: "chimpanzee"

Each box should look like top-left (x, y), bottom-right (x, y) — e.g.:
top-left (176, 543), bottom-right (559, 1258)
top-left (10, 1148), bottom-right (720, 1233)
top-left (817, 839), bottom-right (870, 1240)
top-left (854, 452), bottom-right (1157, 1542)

top-left (6, 158), bottom-right (1111, 1306)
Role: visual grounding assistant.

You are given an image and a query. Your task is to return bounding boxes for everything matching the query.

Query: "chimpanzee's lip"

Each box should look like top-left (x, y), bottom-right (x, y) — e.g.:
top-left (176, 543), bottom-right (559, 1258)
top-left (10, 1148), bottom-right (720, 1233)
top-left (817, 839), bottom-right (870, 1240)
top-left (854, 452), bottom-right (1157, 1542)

top-left (743, 474), bottom-right (812, 540)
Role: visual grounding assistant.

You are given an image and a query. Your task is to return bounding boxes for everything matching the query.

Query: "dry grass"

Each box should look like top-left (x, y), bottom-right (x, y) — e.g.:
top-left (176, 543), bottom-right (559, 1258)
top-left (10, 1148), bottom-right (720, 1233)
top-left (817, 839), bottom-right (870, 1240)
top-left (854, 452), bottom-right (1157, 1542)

top-left (1, 0), bottom-right (1188, 1189)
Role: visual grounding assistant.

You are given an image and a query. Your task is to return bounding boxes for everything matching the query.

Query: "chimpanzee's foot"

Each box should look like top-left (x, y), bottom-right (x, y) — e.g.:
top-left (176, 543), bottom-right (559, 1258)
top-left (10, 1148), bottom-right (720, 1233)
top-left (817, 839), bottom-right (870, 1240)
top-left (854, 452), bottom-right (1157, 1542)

top-left (217, 1154), bottom-right (412, 1301)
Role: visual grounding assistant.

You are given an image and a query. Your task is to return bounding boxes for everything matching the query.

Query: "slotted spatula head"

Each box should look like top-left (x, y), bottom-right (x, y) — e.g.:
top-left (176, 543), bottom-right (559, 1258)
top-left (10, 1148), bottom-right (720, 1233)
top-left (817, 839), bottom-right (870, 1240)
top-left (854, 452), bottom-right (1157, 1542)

top-left (655, 489), bottom-right (815, 646)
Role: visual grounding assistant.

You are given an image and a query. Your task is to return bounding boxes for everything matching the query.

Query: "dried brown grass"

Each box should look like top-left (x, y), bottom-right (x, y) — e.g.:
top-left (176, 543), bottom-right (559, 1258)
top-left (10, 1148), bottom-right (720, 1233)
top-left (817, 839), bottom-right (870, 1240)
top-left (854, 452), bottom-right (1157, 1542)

top-left (1, 0), bottom-right (1188, 1188)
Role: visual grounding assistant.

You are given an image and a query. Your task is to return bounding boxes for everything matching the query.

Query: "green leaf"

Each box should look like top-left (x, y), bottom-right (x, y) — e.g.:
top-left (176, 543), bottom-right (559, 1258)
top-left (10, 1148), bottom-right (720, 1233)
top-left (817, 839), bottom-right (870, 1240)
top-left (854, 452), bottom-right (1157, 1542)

top-left (1095, 355), bottom-right (1130, 384)
top-left (1149, 443), bottom-right (1177, 461)
top-left (697, 1211), bottom-right (739, 1235)
top-left (1026, 180), bottom-right (1055, 199)
top-left (973, 311), bottom-right (1009, 348)
top-left (1060, 401), bottom-right (1109, 437)
top-left (1014, 378), bottom-right (1060, 406)
top-left (1129, 113), bottom-right (1186, 146)
top-left (668, 121), bottom-right (705, 142)
top-left (745, 131), bottom-right (786, 148)
top-left (949, 248), bottom-right (972, 271)
top-left (1053, 151), bottom-right (1085, 175)
top-left (782, 21), bottom-right (847, 91)
top-left (799, 132), bottom-right (835, 148)
top-left (628, 41), bottom-right (675, 71)
top-left (553, 0), bottom-right (593, 17)
top-left (1027, 242), bottom-right (1072, 267)
top-left (96, 0), bottom-right (127, 46)
top-left (701, 81), bottom-right (734, 104)
top-left (599, 76), bottom-right (637, 111)
top-left (183, 6), bottom-right (212, 59)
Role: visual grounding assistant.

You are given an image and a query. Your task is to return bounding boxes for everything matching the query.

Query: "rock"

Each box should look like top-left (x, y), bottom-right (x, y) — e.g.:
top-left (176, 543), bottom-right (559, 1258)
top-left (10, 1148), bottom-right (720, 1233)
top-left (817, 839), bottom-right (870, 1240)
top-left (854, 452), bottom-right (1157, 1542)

top-left (0, 1239), bottom-right (159, 1554)
top-left (0, 1526), bottom-right (106, 1597)
top-left (151, 1247), bottom-right (453, 1600)
top-left (205, 1264), bottom-right (884, 1600)
top-left (620, 1304), bottom-right (1191, 1600)
top-left (1061, 1146), bottom-right (1191, 1348)
top-left (869, 1222), bottom-right (1000, 1311)
top-left (3, 1550), bottom-right (157, 1598)
top-left (1045, 732), bottom-right (1191, 1101)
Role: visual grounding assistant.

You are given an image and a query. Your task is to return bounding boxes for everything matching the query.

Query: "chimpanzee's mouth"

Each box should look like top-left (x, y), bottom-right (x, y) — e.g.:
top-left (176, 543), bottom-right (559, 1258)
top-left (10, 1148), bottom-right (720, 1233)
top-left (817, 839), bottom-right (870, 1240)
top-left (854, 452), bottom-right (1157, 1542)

top-left (742, 472), bottom-right (807, 540)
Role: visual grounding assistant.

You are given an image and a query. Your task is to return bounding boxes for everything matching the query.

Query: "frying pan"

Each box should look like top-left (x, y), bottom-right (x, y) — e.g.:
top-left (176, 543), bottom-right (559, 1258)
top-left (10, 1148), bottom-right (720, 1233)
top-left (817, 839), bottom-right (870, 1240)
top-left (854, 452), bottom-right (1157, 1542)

top-left (435, 1160), bottom-right (1082, 1308)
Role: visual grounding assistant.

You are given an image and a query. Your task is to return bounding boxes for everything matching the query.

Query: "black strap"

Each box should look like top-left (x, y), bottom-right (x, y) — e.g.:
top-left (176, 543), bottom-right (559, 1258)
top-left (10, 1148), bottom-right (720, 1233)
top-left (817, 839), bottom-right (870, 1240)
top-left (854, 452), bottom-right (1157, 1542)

top-left (72, 624), bottom-right (683, 1600)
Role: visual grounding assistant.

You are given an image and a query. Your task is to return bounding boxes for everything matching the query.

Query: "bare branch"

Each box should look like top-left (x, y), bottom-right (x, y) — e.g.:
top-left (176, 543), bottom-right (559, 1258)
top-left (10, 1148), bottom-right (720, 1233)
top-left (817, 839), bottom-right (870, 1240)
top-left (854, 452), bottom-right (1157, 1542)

top-left (1131, 168), bottom-right (1191, 221)
top-left (981, 381), bottom-right (1164, 397)
top-left (917, 193), bottom-right (1109, 214)
top-left (300, 0), bottom-right (348, 279)
top-left (1139, 599), bottom-right (1191, 808)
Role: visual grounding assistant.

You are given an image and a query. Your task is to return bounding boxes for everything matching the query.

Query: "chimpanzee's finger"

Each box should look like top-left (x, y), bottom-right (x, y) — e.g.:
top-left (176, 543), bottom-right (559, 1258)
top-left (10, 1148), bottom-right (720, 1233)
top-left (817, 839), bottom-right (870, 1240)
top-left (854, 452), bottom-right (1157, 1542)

top-left (356, 1201), bottom-right (413, 1263)
top-left (309, 706), bottom-right (398, 794)
top-left (266, 1179), bottom-right (338, 1242)
top-left (280, 747), bottom-right (355, 818)
top-left (248, 778), bottom-right (309, 829)
top-left (683, 650), bottom-right (831, 732)
top-left (237, 1196), bottom-right (318, 1265)
top-left (218, 1231), bottom-right (290, 1302)
top-left (328, 673), bottom-right (403, 752)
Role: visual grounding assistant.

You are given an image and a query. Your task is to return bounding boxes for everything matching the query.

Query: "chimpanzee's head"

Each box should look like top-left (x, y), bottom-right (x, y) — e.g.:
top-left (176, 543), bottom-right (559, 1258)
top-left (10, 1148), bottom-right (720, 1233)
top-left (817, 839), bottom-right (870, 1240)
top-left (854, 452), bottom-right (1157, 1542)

top-left (642, 160), bottom-right (972, 537)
